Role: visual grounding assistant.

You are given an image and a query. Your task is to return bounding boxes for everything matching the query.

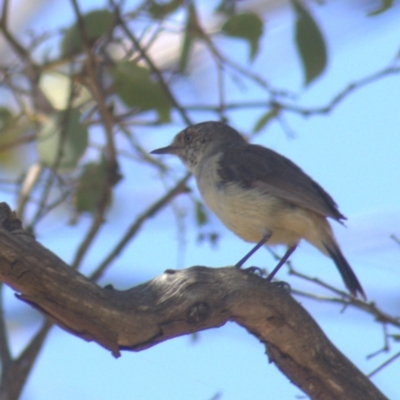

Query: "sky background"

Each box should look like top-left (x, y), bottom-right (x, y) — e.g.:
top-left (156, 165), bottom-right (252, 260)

top-left (1, 1), bottom-right (400, 399)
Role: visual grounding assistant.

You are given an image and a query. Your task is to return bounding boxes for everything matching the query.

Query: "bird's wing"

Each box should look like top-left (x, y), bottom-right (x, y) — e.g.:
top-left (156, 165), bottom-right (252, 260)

top-left (217, 144), bottom-right (345, 222)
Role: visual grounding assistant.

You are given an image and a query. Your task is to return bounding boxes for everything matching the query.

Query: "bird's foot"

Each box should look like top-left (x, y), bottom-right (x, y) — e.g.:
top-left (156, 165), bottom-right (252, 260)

top-left (271, 281), bottom-right (291, 293)
top-left (242, 266), bottom-right (266, 277)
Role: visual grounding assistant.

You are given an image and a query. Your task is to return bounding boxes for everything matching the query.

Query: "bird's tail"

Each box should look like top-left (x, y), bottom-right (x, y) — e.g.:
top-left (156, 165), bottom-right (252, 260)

top-left (324, 243), bottom-right (366, 300)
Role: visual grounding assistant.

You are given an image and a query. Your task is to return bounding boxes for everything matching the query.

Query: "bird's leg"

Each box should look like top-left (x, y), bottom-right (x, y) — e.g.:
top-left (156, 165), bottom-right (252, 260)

top-left (235, 233), bottom-right (271, 268)
top-left (266, 245), bottom-right (297, 282)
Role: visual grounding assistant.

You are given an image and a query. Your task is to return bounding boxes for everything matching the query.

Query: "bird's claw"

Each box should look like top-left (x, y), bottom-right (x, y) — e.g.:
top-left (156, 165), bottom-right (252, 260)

top-left (271, 281), bottom-right (291, 292)
top-left (242, 266), bottom-right (266, 277)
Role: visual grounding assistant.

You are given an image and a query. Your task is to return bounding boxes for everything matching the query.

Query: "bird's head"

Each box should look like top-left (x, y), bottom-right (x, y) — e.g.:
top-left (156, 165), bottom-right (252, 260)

top-left (151, 121), bottom-right (245, 173)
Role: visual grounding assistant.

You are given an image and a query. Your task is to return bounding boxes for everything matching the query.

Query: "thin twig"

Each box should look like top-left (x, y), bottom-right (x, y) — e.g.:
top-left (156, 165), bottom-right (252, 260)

top-left (183, 64), bottom-right (400, 118)
top-left (367, 324), bottom-right (389, 359)
top-left (64, 0), bottom-right (120, 269)
top-left (0, 285), bottom-right (11, 368)
top-left (90, 173), bottom-right (190, 281)
top-left (70, 0), bottom-right (118, 173)
top-left (112, 2), bottom-right (192, 126)
top-left (0, 0), bottom-right (30, 59)
top-left (368, 351), bottom-right (400, 378)
top-left (16, 163), bottom-right (43, 220)
top-left (25, 77), bottom-right (76, 229)
top-left (390, 234), bottom-right (400, 247)
top-left (0, 134), bottom-right (37, 152)
top-left (70, 183), bottom-right (112, 269)
top-left (4, 319), bottom-right (53, 400)
top-left (288, 64), bottom-right (400, 116)
top-left (288, 267), bottom-right (400, 328)
top-left (0, 0), bottom-right (53, 114)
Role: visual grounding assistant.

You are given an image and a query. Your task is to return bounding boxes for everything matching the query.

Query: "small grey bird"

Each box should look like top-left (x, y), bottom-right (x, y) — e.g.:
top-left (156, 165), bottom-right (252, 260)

top-left (151, 121), bottom-right (365, 299)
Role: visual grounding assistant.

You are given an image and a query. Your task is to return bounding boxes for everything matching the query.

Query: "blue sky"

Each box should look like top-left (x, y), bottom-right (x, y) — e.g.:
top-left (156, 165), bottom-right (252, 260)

top-left (2, 1), bottom-right (400, 399)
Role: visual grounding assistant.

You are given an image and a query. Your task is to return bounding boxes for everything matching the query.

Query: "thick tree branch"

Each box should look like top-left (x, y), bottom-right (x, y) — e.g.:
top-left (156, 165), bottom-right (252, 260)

top-left (0, 203), bottom-right (387, 400)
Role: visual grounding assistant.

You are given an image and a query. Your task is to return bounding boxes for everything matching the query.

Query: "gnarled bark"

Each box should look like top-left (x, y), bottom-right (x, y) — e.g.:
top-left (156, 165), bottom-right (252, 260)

top-left (0, 203), bottom-right (387, 400)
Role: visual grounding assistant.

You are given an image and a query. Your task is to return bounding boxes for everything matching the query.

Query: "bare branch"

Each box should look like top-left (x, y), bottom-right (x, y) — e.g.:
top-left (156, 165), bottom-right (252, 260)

top-left (0, 284), bottom-right (11, 367)
top-left (70, 0), bottom-right (119, 172)
top-left (368, 351), bottom-right (400, 378)
top-left (0, 202), bottom-right (388, 400)
top-left (112, 3), bottom-right (193, 126)
top-left (183, 64), bottom-right (400, 119)
top-left (90, 173), bottom-right (191, 280)
top-left (0, 320), bottom-right (52, 400)
top-left (289, 267), bottom-right (400, 329)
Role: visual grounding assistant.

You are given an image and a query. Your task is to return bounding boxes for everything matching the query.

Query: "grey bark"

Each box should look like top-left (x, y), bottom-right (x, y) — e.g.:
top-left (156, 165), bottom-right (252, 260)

top-left (0, 203), bottom-right (387, 400)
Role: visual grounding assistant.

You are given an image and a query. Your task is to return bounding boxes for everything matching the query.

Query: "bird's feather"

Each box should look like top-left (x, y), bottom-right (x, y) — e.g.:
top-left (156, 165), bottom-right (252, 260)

top-left (217, 143), bottom-right (345, 222)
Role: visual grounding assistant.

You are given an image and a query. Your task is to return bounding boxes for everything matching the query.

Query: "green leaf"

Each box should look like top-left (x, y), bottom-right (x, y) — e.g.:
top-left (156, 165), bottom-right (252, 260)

top-left (37, 109), bottom-right (88, 171)
top-left (74, 157), bottom-right (109, 213)
top-left (197, 232), bottom-right (219, 248)
top-left (252, 108), bottom-right (279, 133)
top-left (195, 201), bottom-right (207, 226)
top-left (39, 72), bottom-right (92, 110)
top-left (179, 22), bottom-right (193, 73)
top-left (209, 232), bottom-right (219, 247)
top-left (0, 107), bottom-right (13, 130)
top-left (148, 0), bottom-right (183, 18)
top-left (215, 0), bottom-right (235, 15)
top-left (39, 72), bottom-right (71, 110)
top-left (221, 12), bottom-right (264, 61)
top-left (390, 334), bottom-right (400, 342)
top-left (0, 108), bottom-right (23, 168)
top-left (61, 10), bottom-right (114, 57)
top-left (179, 4), bottom-right (199, 73)
top-left (368, 0), bottom-right (394, 16)
top-left (111, 61), bottom-right (171, 122)
top-left (291, 0), bottom-right (327, 85)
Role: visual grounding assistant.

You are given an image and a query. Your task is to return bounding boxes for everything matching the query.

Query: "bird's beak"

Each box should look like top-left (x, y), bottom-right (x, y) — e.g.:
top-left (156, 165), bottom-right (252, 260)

top-left (150, 145), bottom-right (177, 155)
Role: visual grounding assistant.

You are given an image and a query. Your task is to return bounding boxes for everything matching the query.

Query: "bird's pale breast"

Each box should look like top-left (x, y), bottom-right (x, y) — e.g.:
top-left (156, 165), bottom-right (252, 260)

top-left (195, 153), bottom-right (317, 247)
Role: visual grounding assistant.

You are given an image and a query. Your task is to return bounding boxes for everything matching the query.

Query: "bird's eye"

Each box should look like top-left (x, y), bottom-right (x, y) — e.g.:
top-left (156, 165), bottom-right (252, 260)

top-left (184, 134), bottom-right (192, 143)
